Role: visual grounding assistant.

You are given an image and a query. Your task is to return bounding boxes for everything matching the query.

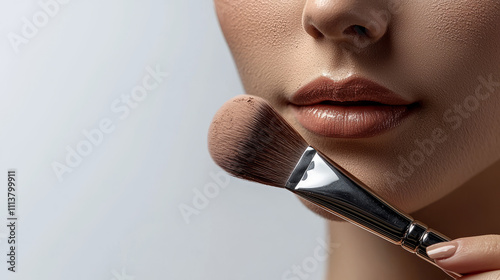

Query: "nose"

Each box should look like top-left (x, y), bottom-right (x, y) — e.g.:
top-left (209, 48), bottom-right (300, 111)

top-left (302, 0), bottom-right (390, 47)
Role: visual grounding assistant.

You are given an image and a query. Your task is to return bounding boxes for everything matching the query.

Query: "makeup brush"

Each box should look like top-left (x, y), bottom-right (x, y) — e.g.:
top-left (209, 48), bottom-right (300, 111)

top-left (208, 95), bottom-right (461, 278)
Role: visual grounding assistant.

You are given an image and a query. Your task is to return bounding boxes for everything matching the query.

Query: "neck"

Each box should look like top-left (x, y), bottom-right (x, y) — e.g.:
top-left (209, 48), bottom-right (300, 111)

top-left (325, 159), bottom-right (500, 280)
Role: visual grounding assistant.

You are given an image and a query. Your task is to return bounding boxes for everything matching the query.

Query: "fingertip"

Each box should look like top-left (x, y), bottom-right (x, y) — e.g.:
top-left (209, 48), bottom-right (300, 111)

top-left (429, 235), bottom-right (500, 274)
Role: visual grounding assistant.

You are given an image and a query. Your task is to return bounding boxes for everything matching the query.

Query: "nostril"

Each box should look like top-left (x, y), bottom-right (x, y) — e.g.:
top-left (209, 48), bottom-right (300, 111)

top-left (344, 25), bottom-right (370, 37)
top-left (353, 25), bottom-right (369, 36)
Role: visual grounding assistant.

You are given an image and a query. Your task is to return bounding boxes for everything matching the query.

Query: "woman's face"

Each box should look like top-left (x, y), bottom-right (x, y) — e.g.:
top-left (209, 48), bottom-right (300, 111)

top-left (214, 0), bottom-right (500, 214)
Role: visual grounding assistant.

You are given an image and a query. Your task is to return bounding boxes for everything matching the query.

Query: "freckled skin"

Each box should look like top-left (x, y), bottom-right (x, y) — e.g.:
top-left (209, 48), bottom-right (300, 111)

top-left (213, 0), bottom-right (500, 215)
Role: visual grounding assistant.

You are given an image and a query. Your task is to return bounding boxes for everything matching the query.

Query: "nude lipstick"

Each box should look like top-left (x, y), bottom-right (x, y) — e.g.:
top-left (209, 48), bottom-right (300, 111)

top-left (290, 77), bottom-right (418, 138)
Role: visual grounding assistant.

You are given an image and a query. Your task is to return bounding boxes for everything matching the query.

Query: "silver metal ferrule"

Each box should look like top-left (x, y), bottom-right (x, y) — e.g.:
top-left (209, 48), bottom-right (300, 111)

top-left (286, 147), bottom-right (461, 278)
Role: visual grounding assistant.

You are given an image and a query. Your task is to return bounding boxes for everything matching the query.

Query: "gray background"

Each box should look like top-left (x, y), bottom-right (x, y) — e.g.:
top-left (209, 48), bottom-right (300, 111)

top-left (0, 1), bottom-right (326, 279)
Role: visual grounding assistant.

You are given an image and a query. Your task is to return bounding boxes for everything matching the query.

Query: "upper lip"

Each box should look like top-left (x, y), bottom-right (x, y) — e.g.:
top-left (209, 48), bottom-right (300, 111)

top-left (290, 76), bottom-right (413, 106)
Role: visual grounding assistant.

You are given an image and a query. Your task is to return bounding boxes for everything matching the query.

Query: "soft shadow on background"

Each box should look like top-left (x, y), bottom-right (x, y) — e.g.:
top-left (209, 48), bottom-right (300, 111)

top-left (0, 1), bottom-right (325, 279)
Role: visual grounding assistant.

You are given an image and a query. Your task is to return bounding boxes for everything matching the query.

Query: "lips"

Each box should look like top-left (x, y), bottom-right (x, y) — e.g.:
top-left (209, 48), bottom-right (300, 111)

top-left (290, 77), bottom-right (418, 138)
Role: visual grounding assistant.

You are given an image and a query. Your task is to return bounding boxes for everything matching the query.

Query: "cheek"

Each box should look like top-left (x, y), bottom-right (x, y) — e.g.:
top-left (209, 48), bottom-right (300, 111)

top-left (421, 1), bottom-right (500, 150)
top-left (393, 1), bottom-right (500, 161)
top-left (381, 0), bottom-right (500, 210)
top-left (214, 0), bottom-right (298, 56)
top-left (395, 0), bottom-right (500, 96)
top-left (214, 0), bottom-right (304, 103)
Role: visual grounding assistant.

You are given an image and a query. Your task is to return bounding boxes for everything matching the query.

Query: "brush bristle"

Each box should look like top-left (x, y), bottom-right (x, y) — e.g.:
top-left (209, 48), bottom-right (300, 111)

top-left (208, 95), bottom-right (309, 187)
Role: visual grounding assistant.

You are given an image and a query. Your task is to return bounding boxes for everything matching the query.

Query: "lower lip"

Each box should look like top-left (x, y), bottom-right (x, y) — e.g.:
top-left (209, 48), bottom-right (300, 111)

top-left (292, 104), bottom-right (414, 138)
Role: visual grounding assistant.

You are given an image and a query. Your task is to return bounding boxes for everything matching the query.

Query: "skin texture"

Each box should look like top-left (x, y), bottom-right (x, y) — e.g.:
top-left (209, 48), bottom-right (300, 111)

top-left (213, 0), bottom-right (500, 279)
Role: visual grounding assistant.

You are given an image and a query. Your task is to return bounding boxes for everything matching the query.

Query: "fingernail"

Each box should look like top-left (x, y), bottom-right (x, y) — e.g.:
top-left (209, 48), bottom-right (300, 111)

top-left (426, 242), bottom-right (458, 259)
